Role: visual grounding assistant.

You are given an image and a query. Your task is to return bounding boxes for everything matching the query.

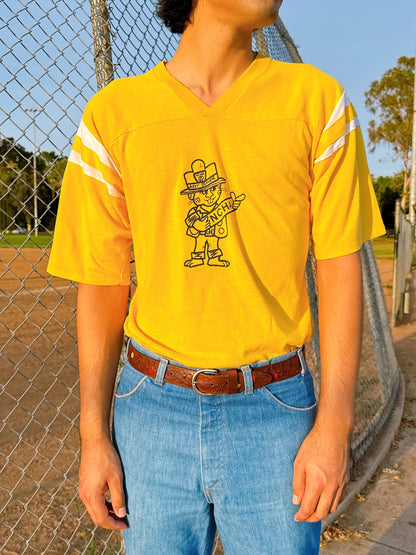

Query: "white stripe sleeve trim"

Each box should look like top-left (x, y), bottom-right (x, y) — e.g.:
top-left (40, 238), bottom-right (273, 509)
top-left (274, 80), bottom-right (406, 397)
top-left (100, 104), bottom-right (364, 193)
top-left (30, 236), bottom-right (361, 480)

top-left (68, 150), bottom-right (122, 198)
top-left (76, 119), bottom-right (122, 178)
top-left (322, 91), bottom-right (351, 132)
top-left (314, 116), bottom-right (360, 164)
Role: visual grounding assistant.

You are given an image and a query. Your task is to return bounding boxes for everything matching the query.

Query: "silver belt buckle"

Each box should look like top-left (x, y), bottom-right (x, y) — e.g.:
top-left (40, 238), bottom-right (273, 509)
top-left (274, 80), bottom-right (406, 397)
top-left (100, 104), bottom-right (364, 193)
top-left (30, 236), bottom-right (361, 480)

top-left (192, 368), bottom-right (220, 396)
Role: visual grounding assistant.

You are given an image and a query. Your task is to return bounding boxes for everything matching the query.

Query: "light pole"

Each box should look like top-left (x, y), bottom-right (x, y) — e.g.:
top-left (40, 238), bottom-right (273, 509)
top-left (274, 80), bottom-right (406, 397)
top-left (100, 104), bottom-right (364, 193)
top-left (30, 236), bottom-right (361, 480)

top-left (24, 107), bottom-right (42, 237)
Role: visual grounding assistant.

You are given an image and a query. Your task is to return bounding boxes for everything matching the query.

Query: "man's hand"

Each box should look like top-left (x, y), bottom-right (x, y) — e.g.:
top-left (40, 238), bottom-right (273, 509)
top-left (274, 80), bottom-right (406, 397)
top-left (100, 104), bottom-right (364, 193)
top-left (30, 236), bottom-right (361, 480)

top-left (292, 424), bottom-right (349, 522)
top-left (79, 437), bottom-right (128, 530)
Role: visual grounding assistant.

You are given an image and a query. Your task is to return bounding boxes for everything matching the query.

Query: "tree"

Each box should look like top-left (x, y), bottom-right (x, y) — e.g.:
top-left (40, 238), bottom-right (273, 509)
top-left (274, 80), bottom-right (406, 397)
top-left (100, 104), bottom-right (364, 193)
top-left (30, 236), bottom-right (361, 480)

top-left (0, 138), bottom-right (67, 231)
top-left (0, 138), bottom-right (34, 231)
top-left (37, 150), bottom-right (68, 229)
top-left (40, 151), bottom-right (67, 193)
top-left (372, 173), bottom-right (404, 230)
top-left (365, 56), bottom-right (414, 210)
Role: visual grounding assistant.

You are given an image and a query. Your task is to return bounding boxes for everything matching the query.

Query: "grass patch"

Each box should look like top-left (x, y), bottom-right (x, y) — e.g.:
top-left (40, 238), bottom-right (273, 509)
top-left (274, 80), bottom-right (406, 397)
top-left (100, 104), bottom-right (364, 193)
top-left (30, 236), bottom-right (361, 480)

top-left (372, 235), bottom-right (416, 266)
top-left (371, 236), bottom-right (394, 260)
top-left (0, 233), bottom-right (53, 248)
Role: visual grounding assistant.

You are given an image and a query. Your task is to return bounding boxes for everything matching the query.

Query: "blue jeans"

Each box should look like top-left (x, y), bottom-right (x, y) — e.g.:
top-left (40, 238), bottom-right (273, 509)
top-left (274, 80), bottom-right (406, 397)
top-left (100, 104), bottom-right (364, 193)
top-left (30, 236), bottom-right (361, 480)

top-left (113, 339), bottom-right (321, 554)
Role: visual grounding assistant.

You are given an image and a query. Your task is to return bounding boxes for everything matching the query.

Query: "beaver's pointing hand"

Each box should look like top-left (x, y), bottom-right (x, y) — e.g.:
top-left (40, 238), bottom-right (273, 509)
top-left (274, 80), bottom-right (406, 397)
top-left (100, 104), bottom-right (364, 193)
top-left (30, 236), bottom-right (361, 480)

top-left (231, 191), bottom-right (246, 208)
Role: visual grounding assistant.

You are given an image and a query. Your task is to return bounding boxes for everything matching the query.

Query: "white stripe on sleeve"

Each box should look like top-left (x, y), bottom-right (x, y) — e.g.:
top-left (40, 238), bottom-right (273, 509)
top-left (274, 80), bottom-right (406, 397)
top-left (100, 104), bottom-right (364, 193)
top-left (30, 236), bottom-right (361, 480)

top-left (68, 150), bottom-right (122, 198)
top-left (76, 120), bottom-right (122, 178)
top-left (314, 116), bottom-right (360, 164)
top-left (322, 92), bottom-right (351, 132)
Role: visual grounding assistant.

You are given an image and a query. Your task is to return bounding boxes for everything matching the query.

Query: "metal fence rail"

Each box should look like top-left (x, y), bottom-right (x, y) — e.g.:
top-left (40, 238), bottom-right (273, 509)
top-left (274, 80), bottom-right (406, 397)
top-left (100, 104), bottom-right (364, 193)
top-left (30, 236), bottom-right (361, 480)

top-left (0, 1), bottom-right (401, 552)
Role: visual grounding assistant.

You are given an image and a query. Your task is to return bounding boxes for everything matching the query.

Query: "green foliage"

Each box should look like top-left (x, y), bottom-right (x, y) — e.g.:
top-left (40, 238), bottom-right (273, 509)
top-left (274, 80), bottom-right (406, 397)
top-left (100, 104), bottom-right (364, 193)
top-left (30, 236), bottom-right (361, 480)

top-left (0, 139), bottom-right (33, 230)
top-left (372, 172), bottom-right (404, 229)
top-left (40, 149), bottom-right (67, 193)
top-left (365, 56), bottom-right (414, 156)
top-left (365, 56), bottom-right (414, 208)
top-left (0, 137), bottom-right (67, 231)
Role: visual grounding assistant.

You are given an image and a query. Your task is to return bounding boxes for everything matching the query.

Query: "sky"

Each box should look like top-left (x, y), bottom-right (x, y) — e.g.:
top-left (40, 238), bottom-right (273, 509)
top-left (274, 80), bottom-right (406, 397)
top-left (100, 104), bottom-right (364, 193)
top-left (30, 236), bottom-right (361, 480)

top-left (1, 0), bottom-right (415, 178)
top-left (279, 0), bottom-right (416, 177)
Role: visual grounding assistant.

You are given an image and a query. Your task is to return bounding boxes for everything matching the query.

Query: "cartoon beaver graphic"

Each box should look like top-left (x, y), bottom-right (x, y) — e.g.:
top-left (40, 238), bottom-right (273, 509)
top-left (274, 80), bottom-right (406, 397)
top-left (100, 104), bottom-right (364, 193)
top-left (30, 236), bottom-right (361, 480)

top-left (181, 159), bottom-right (245, 267)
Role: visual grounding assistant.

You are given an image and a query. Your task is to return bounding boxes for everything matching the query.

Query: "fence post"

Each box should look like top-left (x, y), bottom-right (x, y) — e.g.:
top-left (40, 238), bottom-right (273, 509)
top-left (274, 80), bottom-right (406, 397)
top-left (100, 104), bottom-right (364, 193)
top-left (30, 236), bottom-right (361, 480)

top-left (89, 0), bottom-right (114, 90)
top-left (274, 17), bottom-right (302, 63)
top-left (391, 199), bottom-right (401, 327)
top-left (253, 29), bottom-right (270, 56)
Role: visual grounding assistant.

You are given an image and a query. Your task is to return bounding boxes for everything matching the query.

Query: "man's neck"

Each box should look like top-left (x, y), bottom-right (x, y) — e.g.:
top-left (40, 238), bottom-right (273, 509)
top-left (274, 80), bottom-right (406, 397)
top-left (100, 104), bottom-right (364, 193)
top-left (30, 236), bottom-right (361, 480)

top-left (165, 7), bottom-right (255, 106)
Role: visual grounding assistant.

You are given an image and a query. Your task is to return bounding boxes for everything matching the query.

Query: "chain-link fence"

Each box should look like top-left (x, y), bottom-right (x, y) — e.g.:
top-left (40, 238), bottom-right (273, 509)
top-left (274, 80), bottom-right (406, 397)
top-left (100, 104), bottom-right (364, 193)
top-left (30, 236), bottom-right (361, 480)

top-left (391, 199), bottom-right (415, 326)
top-left (0, 1), bottom-right (402, 553)
top-left (0, 3), bottom-right (114, 552)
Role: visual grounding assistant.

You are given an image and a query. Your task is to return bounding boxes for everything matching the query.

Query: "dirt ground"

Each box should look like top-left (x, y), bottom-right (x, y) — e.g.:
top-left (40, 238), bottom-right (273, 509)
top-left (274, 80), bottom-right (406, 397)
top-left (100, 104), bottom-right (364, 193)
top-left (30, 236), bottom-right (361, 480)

top-left (0, 248), bottom-right (120, 554)
top-left (0, 249), bottom-right (414, 554)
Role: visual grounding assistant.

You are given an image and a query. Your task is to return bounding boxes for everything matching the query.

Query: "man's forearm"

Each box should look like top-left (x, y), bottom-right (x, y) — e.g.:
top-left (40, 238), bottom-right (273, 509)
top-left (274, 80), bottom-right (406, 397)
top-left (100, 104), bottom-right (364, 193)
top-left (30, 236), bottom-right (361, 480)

top-left (293, 251), bottom-right (363, 522)
top-left (77, 283), bottom-right (130, 444)
top-left (315, 251), bottom-right (363, 437)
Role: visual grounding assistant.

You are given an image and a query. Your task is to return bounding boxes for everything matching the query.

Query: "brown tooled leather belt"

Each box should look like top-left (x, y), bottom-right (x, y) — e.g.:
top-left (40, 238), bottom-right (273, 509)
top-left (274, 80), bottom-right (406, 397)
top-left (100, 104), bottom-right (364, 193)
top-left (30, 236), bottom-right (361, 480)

top-left (127, 342), bottom-right (304, 395)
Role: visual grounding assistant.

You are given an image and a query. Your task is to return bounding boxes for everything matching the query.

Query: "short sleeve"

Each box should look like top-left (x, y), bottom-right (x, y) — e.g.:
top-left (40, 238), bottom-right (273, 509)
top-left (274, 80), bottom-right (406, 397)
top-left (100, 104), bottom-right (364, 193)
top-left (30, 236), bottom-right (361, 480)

top-left (310, 89), bottom-right (385, 260)
top-left (47, 95), bottom-right (132, 285)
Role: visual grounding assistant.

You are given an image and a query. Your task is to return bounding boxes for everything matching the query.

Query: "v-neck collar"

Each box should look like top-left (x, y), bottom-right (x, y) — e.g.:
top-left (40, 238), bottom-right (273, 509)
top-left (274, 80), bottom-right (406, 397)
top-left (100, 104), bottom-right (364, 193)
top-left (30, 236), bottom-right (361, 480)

top-left (152, 52), bottom-right (269, 116)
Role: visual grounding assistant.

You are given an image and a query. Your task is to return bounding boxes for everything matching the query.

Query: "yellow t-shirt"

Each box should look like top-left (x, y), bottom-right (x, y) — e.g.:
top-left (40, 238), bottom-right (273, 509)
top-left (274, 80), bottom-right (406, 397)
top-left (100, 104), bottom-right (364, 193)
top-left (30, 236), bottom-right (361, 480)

top-left (48, 53), bottom-right (385, 368)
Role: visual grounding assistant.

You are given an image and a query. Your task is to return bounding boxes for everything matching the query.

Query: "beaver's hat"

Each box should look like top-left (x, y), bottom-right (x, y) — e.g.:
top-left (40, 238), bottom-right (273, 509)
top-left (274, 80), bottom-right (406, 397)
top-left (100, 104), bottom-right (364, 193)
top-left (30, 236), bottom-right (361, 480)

top-left (181, 159), bottom-right (226, 195)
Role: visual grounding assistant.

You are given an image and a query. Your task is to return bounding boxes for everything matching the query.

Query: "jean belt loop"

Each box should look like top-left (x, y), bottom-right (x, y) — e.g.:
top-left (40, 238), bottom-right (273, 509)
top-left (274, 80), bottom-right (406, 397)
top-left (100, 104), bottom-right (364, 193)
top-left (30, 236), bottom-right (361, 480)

top-left (241, 365), bottom-right (253, 394)
top-left (296, 347), bottom-right (307, 376)
top-left (155, 357), bottom-right (169, 386)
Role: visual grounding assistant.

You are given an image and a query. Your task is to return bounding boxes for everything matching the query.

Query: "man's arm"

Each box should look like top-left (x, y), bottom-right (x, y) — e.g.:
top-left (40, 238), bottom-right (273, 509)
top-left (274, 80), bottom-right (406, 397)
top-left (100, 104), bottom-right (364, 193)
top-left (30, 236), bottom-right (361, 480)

top-left (77, 283), bottom-right (130, 530)
top-left (293, 250), bottom-right (363, 522)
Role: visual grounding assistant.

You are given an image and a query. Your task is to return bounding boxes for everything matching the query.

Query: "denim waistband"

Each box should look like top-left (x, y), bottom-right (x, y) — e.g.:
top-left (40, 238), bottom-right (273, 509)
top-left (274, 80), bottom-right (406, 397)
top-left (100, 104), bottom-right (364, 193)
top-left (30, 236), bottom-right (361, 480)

top-left (128, 337), bottom-right (306, 373)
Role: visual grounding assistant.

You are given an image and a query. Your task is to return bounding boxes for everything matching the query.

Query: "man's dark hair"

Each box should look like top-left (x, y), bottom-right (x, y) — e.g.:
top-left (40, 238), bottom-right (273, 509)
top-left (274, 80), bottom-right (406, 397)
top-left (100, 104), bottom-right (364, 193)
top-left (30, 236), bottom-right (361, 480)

top-left (156, 0), bottom-right (194, 34)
